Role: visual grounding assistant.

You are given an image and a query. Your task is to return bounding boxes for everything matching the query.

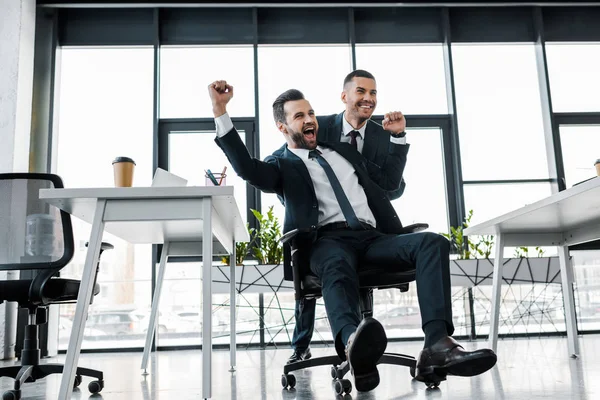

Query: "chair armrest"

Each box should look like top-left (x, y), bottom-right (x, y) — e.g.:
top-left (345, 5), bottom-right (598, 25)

top-left (400, 223), bottom-right (429, 234)
top-left (280, 229), bottom-right (300, 245)
top-left (280, 227), bottom-right (318, 245)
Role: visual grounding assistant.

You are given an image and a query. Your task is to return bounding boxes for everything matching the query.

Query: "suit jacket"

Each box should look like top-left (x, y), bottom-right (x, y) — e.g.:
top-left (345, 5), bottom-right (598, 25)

top-left (215, 127), bottom-right (408, 280)
top-left (272, 112), bottom-right (407, 199)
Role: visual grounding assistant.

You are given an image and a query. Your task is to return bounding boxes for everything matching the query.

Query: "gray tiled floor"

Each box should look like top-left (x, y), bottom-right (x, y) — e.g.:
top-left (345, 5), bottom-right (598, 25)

top-left (1, 335), bottom-right (599, 399)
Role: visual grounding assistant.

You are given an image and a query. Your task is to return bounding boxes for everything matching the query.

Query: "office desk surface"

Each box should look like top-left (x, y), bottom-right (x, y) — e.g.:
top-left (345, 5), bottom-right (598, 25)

top-left (465, 177), bottom-right (600, 244)
top-left (40, 186), bottom-right (250, 249)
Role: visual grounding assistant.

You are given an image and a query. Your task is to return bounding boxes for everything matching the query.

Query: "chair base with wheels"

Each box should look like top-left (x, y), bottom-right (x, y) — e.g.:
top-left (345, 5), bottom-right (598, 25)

top-left (281, 286), bottom-right (418, 395)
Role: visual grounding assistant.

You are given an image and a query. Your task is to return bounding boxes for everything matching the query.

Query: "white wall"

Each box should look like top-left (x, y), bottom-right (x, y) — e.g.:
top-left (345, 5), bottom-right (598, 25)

top-left (0, 0), bottom-right (37, 359)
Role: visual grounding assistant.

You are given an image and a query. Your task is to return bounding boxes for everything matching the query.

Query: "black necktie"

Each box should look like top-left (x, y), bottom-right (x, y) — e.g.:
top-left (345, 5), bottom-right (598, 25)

top-left (348, 130), bottom-right (359, 150)
top-left (308, 149), bottom-right (362, 230)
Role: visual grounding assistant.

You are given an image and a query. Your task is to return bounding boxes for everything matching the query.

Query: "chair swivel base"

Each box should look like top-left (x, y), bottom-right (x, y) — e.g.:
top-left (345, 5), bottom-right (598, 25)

top-left (282, 352), bottom-right (416, 395)
top-left (1, 364), bottom-right (104, 400)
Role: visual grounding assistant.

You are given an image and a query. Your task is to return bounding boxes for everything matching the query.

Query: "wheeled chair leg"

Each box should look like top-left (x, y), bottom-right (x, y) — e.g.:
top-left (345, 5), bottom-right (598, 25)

top-left (13, 366), bottom-right (34, 390)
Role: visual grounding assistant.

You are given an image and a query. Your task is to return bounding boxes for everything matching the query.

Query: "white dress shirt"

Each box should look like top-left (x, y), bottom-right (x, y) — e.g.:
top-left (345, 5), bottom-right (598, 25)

top-left (215, 112), bottom-right (377, 228)
top-left (339, 113), bottom-right (407, 154)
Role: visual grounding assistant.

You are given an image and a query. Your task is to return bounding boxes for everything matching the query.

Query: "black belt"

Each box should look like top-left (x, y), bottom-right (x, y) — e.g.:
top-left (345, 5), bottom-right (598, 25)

top-left (319, 221), bottom-right (375, 231)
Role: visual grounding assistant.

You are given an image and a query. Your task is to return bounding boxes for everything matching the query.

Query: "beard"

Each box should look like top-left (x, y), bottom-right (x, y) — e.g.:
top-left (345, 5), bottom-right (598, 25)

top-left (288, 127), bottom-right (318, 150)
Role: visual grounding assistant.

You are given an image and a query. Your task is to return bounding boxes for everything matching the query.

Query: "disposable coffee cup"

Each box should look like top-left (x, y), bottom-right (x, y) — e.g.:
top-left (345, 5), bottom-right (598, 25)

top-left (595, 159), bottom-right (600, 177)
top-left (112, 157), bottom-right (136, 187)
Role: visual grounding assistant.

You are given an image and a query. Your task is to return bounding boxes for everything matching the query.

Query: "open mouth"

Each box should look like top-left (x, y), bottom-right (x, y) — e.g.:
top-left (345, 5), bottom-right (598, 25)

top-left (359, 103), bottom-right (374, 110)
top-left (303, 126), bottom-right (316, 139)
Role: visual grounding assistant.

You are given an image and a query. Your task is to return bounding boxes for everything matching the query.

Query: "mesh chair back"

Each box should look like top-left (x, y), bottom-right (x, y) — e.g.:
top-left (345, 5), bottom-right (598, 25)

top-left (0, 173), bottom-right (74, 271)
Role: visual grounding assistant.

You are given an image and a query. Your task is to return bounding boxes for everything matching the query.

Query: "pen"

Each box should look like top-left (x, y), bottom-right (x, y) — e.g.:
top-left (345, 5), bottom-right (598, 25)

top-left (218, 166), bottom-right (227, 185)
top-left (205, 169), bottom-right (220, 186)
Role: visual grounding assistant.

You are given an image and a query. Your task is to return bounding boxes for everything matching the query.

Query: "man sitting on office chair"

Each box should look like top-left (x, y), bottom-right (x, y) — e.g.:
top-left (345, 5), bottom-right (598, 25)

top-left (208, 80), bottom-right (497, 392)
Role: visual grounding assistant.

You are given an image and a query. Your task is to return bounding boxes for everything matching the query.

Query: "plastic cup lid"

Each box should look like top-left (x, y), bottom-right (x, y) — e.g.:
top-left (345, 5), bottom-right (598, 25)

top-left (112, 156), bottom-right (136, 165)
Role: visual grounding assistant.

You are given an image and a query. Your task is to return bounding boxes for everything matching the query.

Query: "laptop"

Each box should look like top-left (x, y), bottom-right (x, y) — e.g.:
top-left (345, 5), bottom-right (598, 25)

top-left (151, 168), bottom-right (188, 187)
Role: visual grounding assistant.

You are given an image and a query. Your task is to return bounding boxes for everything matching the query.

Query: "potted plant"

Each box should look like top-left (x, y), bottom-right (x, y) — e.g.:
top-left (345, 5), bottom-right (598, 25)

top-left (213, 206), bottom-right (292, 294)
top-left (442, 210), bottom-right (560, 287)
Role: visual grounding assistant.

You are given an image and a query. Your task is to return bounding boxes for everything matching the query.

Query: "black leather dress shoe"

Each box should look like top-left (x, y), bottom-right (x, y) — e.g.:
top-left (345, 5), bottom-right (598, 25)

top-left (286, 347), bottom-right (312, 364)
top-left (415, 336), bottom-right (497, 384)
top-left (345, 317), bottom-right (387, 392)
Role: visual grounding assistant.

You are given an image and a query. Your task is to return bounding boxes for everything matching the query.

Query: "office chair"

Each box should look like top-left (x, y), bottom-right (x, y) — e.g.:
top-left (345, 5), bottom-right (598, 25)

top-left (279, 223), bottom-right (435, 395)
top-left (0, 173), bottom-right (112, 400)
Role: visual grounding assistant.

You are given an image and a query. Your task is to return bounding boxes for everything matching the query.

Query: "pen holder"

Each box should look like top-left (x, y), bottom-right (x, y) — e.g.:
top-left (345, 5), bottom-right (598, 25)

top-left (205, 173), bottom-right (226, 186)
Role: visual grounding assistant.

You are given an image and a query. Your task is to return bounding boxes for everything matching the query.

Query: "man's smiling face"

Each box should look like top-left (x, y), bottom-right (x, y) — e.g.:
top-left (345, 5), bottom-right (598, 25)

top-left (342, 76), bottom-right (378, 121)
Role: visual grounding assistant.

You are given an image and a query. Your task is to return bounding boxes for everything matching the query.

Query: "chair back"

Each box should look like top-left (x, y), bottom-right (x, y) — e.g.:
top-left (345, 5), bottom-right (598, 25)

top-left (0, 173), bottom-right (74, 272)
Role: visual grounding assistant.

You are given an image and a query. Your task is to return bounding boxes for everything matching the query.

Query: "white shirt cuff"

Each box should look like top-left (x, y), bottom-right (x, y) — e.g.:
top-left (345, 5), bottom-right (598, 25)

top-left (390, 136), bottom-right (407, 145)
top-left (215, 112), bottom-right (234, 137)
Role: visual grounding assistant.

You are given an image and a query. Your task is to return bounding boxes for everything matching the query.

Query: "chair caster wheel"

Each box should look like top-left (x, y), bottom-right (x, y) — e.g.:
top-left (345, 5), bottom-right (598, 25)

top-left (89, 380), bottom-right (104, 394)
top-left (426, 381), bottom-right (440, 389)
top-left (73, 375), bottom-right (82, 388)
top-left (410, 366), bottom-right (416, 378)
top-left (2, 390), bottom-right (20, 400)
top-left (334, 379), bottom-right (352, 395)
top-left (281, 373), bottom-right (296, 389)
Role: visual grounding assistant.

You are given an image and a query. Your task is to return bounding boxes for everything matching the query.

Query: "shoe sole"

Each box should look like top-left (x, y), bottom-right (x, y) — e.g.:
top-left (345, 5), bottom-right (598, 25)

top-left (415, 352), bottom-right (497, 382)
top-left (445, 352), bottom-right (497, 377)
top-left (349, 320), bottom-right (387, 392)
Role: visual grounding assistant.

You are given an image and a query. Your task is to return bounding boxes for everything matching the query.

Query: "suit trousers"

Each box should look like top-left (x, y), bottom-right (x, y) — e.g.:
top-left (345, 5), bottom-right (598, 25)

top-left (291, 298), bottom-right (316, 350)
top-left (308, 229), bottom-right (454, 359)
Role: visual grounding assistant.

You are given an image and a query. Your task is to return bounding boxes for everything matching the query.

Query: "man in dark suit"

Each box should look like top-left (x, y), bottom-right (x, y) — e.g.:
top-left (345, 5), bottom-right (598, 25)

top-left (209, 80), bottom-right (497, 392)
top-left (279, 69), bottom-right (409, 364)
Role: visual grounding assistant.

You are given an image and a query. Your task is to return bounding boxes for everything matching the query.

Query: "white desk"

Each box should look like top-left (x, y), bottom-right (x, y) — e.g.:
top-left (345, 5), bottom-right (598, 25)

top-left (464, 177), bottom-right (600, 358)
top-left (40, 186), bottom-right (249, 400)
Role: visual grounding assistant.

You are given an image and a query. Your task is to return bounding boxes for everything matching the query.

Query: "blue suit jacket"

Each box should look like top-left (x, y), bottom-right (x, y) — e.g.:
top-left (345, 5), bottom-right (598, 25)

top-left (215, 127), bottom-right (408, 234)
top-left (273, 112), bottom-right (407, 200)
top-left (317, 112), bottom-right (407, 200)
top-left (215, 127), bottom-right (408, 279)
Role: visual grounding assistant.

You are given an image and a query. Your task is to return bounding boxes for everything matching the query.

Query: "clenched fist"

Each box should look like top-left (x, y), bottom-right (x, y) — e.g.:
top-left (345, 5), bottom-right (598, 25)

top-left (382, 111), bottom-right (406, 135)
top-left (208, 80), bottom-right (234, 117)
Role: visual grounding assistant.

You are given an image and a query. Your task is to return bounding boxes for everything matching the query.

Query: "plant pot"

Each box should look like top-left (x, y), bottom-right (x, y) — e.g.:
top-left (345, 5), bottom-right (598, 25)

top-left (211, 263), bottom-right (294, 294)
top-left (450, 256), bottom-right (561, 287)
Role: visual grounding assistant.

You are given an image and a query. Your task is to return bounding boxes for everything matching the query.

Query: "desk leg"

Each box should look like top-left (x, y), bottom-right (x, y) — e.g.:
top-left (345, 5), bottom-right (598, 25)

top-left (58, 199), bottom-right (106, 400)
top-left (141, 241), bottom-right (170, 373)
top-left (558, 245), bottom-right (579, 358)
top-left (488, 233), bottom-right (504, 352)
top-left (229, 238), bottom-right (236, 372)
top-left (202, 198), bottom-right (213, 399)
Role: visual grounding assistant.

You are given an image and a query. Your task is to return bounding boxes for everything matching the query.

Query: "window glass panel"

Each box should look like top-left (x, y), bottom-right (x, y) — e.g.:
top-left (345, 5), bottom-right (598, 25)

top-left (168, 131), bottom-right (248, 225)
top-left (573, 250), bottom-right (600, 332)
top-left (546, 43), bottom-right (600, 113)
top-left (452, 44), bottom-right (549, 180)
top-left (258, 45), bottom-right (352, 223)
top-left (559, 125), bottom-right (600, 187)
top-left (355, 44), bottom-right (448, 114)
top-left (160, 46), bottom-right (255, 118)
top-left (392, 127), bottom-right (449, 235)
top-left (463, 182), bottom-right (552, 226)
top-left (55, 47), bottom-right (154, 350)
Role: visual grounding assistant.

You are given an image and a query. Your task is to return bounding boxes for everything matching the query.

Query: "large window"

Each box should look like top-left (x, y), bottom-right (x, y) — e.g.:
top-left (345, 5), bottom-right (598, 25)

top-left (257, 45), bottom-right (353, 224)
top-left (355, 44), bottom-right (448, 114)
top-left (160, 46), bottom-right (255, 119)
top-left (559, 125), bottom-right (600, 188)
top-left (546, 43), bottom-right (600, 113)
top-left (55, 47), bottom-right (155, 349)
top-left (391, 127), bottom-right (448, 236)
top-left (452, 44), bottom-right (549, 181)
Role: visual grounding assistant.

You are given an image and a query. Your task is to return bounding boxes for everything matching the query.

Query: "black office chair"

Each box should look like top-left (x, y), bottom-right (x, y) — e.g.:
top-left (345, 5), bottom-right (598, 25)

top-left (0, 173), bottom-right (112, 400)
top-left (280, 223), bottom-right (429, 396)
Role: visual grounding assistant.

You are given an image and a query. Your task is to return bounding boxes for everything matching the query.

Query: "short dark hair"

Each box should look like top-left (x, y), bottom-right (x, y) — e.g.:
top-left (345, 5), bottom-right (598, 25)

top-left (343, 69), bottom-right (376, 88)
top-left (272, 89), bottom-right (305, 124)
